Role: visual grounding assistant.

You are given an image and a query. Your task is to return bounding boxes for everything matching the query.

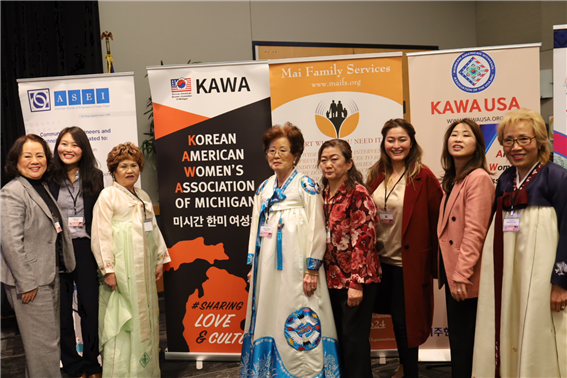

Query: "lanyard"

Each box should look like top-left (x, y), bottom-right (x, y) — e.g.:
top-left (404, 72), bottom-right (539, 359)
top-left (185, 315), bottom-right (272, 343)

top-left (129, 188), bottom-right (148, 219)
top-left (323, 187), bottom-right (338, 224)
top-left (384, 170), bottom-right (406, 210)
top-left (510, 162), bottom-right (540, 213)
top-left (64, 179), bottom-right (80, 215)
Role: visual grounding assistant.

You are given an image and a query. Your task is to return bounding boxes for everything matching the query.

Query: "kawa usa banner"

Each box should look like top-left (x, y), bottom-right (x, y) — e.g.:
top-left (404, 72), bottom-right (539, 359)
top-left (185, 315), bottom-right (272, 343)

top-left (269, 53), bottom-right (404, 180)
top-left (408, 44), bottom-right (541, 181)
top-left (554, 25), bottom-right (567, 170)
top-left (147, 62), bottom-right (272, 359)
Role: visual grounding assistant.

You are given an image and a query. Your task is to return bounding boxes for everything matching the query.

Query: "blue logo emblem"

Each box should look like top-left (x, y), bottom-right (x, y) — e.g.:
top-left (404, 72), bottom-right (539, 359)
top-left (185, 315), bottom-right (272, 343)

top-left (28, 89), bottom-right (51, 112)
top-left (452, 51), bottom-right (496, 93)
top-left (54, 88), bottom-right (110, 107)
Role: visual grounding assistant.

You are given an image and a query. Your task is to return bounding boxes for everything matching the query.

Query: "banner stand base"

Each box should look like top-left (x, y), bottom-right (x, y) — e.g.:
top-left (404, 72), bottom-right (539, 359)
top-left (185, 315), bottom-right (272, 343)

top-left (370, 349), bottom-right (451, 362)
top-left (164, 349), bottom-right (241, 362)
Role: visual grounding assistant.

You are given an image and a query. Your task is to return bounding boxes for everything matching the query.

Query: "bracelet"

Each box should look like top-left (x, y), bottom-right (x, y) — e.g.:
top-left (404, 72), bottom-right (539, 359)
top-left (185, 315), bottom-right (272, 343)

top-left (305, 271), bottom-right (319, 277)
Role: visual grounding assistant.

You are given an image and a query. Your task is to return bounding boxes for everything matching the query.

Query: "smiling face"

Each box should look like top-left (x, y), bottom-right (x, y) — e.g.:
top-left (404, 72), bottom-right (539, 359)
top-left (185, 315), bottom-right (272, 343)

top-left (448, 122), bottom-right (477, 161)
top-left (503, 121), bottom-right (539, 177)
top-left (267, 137), bottom-right (295, 177)
top-left (319, 146), bottom-right (353, 186)
top-left (384, 126), bottom-right (412, 165)
top-left (114, 158), bottom-right (140, 191)
top-left (17, 141), bottom-right (47, 180)
top-left (57, 132), bottom-right (83, 169)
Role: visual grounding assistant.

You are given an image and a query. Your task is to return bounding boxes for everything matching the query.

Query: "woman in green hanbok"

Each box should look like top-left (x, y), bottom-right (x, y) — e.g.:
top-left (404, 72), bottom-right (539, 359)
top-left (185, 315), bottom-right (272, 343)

top-left (91, 142), bottom-right (170, 377)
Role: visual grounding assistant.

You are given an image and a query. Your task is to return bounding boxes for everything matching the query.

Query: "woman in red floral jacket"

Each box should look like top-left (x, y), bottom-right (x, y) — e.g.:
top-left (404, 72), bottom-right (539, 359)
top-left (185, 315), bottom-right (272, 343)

top-left (368, 119), bottom-right (442, 378)
top-left (318, 139), bottom-right (381, 378)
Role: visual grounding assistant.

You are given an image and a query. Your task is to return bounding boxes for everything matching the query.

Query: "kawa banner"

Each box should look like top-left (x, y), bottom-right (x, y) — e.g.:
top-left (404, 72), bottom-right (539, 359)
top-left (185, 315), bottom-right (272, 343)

top-left (408, 44), bottom-right (541, 181)
top-left (269, 53), bottom-right (403, 180)
top-left (17, 73), bottom-right (138, 186)
top-left (269, 53), bottom-right (403, 352)
top-left (147, 62), bottom-right (272, 358)
top-left (554, 25), bottom-right (567, 170)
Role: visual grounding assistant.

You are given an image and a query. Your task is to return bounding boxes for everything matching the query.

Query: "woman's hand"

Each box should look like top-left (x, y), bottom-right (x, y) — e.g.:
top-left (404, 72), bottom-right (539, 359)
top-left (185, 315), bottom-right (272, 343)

top-left (303, 270), bottom-right (318, 297)
top-left (451, 282), bottom-right (469, 302)
top-left (347, 287), bottom-right (363, 307)
top-left (21, 287), bottom-right (38, 304)
top-left (155, 264), bottom-right (164, 281)
top-left (551, 284), bottom-right (567, 312)
top-left (104, 273), bottom-right (117, 291)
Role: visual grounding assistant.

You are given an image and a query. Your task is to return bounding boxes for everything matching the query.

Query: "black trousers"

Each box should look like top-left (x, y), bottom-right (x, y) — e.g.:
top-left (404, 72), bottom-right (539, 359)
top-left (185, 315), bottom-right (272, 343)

top-left (380, 263), bottom-right (419, 378)
top-left (60, 237), bottom-right (102, 376)
top-left (440, 255), bottom-right (478, 378)
top-left (329, 282), bottom-right (378, 378)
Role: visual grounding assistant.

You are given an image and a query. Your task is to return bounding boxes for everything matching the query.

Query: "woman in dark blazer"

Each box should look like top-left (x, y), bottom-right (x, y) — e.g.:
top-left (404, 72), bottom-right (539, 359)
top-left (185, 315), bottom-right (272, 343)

top-left (367, 119), bottom-right (442, 378)
top-left (437, 119), bottom-right (494, 378)
top-left (48, 127), bottom-right (104, 378)
top-left (1, 134), bottom-right (75, 377)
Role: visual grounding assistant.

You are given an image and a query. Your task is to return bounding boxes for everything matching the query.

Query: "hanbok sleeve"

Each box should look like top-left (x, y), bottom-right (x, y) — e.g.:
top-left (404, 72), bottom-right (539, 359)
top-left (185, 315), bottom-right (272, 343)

top-left (348, 185), bottom-right (379, 289)
top-left (91, 188), bottom-right (116, 275)
top-left (549, 164), bottom-right (567, 289)
top-left (300, 176), bottom-right (326, 271)
top-left (247, 179), bottom-right (266, 265)
top-left (140, 190), bottom-right (171, 266)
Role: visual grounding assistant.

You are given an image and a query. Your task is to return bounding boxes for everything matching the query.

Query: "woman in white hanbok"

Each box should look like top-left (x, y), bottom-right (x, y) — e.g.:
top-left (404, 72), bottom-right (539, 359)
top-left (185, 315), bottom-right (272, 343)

top-left (472, 109), bottom-right (567, 378)
top-left (240, 123), bottom-right (341, 378)
top-left (92, 142), bottom-right (171, 378)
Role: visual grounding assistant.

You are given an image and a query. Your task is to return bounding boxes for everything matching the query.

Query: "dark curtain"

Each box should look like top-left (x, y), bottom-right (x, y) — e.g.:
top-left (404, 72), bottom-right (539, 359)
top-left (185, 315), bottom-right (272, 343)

top-left (1, 1), bottom-right (102, 316)
top-left (1, 1), bottom-right (103, 187)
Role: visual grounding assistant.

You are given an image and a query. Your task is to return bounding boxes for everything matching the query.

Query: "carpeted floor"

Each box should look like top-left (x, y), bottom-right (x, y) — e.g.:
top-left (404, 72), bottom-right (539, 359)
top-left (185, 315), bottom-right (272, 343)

top-left (1, 295), bottom-right (452, 378)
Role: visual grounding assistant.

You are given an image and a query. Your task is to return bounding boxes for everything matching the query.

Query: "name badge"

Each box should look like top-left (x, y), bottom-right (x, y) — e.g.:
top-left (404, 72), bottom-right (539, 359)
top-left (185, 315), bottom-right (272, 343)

top-left (144, 218), bottom-right (154, 232)
top-left (326, 227), bottom-right (331, 244)
top-left (379, 210), bottom-right (394, 224)
top-left (68, 216), bottom-right (84, 228)
top-left (54, 217), bottom-right (62, 233)
top-left (503, 213), bottom-right (520, 232)
top-left (259, 225), bottom-right (274, 238)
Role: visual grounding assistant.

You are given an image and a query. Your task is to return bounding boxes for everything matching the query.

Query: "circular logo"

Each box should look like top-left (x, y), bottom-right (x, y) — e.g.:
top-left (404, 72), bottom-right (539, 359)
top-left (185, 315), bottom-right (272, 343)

top-left (176, 79), bottom-right (187, 89)
top-left (32, 91), bottom-right (49, 110)
top-left (315, 99), bottom-right (359, 138)
top-left (451, 51), bottom-right (496, 93)
top-left (284, 307), bottom-right (321, 351)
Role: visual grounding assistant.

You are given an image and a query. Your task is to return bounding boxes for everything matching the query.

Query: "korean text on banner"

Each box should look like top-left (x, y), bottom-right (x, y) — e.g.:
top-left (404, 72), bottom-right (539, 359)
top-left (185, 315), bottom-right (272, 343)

top-left (147, 62), bottom-right (272, 357)
top-left (408, 44), bottom-right (541, 181)
top-left (17, 73), bottom-right (138, 187)
top-left (269, 53), bottom-right (403, 180)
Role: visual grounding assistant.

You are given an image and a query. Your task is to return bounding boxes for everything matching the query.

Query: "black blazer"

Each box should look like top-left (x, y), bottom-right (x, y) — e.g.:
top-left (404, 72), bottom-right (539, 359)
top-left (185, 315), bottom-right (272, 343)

top-left (48, 169), bottom-right (104, 237)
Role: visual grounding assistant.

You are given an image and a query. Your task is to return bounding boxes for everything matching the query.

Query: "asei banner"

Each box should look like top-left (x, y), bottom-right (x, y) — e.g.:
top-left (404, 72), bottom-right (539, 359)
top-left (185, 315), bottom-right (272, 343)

top-left (408, 44), bottom-right (541, 181)
top-left (147, 62), bottom-right (272, 358)
top-left (17, 73), bottom-right (138, 186)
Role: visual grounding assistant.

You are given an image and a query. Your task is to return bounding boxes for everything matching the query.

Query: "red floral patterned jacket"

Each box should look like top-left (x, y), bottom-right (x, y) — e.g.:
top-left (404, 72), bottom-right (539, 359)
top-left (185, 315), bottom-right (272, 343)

top-left (323, 182), bottom-right (381, 290)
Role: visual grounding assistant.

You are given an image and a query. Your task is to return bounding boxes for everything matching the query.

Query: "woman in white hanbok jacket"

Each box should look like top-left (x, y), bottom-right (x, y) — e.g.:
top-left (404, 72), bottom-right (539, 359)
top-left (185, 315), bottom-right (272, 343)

top-left (240, 123), bottom-right (341, 378)
top-left (91, 142), bottom-right (171, 378)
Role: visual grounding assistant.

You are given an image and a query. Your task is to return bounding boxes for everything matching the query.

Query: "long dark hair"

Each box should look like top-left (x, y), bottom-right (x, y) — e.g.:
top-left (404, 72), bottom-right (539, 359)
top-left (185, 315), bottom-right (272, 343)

top-left (367, 118), bottom-right (423, 186)
top-left (317, 139), bottom-right (364, 193)
top-left (440, 119), bottom-right (492, 193)
top-left (51, 126), bottom-right (102, 197)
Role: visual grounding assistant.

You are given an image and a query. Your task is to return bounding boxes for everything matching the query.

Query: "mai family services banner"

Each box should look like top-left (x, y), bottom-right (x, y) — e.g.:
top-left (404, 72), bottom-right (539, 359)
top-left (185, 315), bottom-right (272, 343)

top-left (408, 44), bottom-right (541, 181)
top-left (554, 25), bottom-right (567, 170)
top-left (17, 73), bottom-right (138, 186)
top-left (269, 53), bottom-right (403, 353)
top-left (269, 52), bottom-right (403, 180)
top-left (147, 62), bottom-right (272, 359)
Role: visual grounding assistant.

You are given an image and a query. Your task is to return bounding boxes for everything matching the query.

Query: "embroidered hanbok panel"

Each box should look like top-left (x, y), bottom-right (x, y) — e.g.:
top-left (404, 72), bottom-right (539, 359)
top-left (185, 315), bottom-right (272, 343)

top-left (472, 163), bottom-right (567, 378)
top-left (240, 171), bottom-right (341, 378)
top-left (92, 183), bottom-right (171, 378)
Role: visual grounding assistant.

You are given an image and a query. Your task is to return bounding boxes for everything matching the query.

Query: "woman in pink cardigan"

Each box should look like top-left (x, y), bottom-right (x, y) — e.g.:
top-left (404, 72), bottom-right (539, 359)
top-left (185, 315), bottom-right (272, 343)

top-left (437, 119), bottom-right (494, 378)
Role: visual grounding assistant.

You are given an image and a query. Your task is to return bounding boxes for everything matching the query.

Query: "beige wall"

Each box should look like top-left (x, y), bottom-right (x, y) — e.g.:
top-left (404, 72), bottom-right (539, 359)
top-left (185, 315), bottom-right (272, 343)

top-left (98, 1), bottom-right (565, 203)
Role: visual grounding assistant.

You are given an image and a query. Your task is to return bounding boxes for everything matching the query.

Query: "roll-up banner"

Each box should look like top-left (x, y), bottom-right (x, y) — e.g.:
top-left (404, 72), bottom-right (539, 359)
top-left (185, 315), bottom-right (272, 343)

top-left (269, 53), bottom-right (403, 180)
top-left (147, 61), bottom-right (272, 360)
top-left (408, 44), bottom-right (541, 181)
top-left (268, 53), bottom-right (403, 354)
top-left (554, 25), bottom-right (567, 170)
top-left (17, 73), bottom-right (139, 186)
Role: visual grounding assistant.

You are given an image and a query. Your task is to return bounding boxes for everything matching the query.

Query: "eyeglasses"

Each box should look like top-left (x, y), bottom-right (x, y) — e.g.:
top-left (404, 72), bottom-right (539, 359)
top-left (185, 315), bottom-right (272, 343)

top-left (266, 148), bottom-right (291, 157)
top-left (502, 136), bottom-right (536, 147)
